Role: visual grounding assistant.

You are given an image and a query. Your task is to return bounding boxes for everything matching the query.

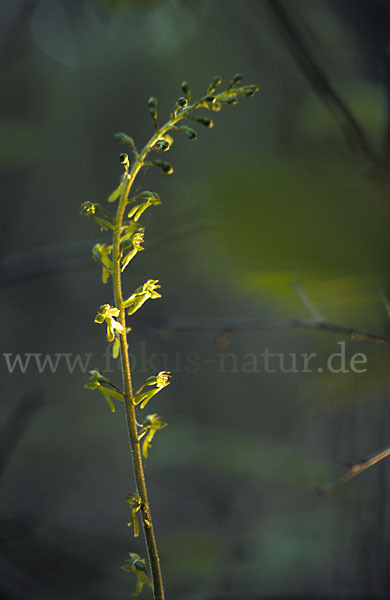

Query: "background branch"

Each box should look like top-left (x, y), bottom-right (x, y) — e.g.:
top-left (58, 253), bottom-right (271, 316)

top-left (151, 315), bottom-right (390, 344)
top-left (317, 447), bottom-right (390, 496)
top-left (262, 0), bottom-right (381, 167)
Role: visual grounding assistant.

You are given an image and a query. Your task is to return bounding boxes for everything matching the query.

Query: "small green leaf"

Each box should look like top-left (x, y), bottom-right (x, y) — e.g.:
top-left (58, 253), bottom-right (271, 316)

top-left (112, 336), bottom-right (120, 359)
top-left (108, 180), bottom-right (124, 203)
top-left (92, 243), bottom-right (113, 283)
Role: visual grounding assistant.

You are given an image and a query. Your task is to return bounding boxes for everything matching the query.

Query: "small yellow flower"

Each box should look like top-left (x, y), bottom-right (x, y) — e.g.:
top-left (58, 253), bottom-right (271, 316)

top-left (94, 304), bottom-right (124, 342)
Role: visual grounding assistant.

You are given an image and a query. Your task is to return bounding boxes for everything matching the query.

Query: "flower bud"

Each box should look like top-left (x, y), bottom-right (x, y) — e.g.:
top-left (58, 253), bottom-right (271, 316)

top-left (152, 159), bottom-right (174, 175)
top-left (205, 94), bottom-right (216, 104)
top-left (156, 140), bottom-right (170, 151)
top-left (80, 201), bottom-right (96, 216)
top-left (148, 96), bottom-right (157, 109)
top-left (181, 80), bottom-right (191, 99)
top-left (179, 125), bottom-right (197, 140)
top-left (221, 96), bottom-right (238, 105)
top-left (207, 74), bottom-right (222, 94)
top-left (191, 116), bottom-right (213, 128)
top-left (115, 132), bottom-right (136, 149)
top-left (148, 96), bottom-right (158, 125)
top-left (228, 73), bottom-right (243, 89)
top-left (210, 102), bottom-right (222, 112)
top-left (243, 84), bottom-right (259, 97)
top-left (119, 153), bottom-right (130, 170)
top-left (176, 96), bottom-right (187, 108)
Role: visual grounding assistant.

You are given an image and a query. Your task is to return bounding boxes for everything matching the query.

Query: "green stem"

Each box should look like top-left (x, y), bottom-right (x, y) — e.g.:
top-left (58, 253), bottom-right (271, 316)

top-left (112, 107), bottom-right (198, 600)
top-left (113, 174), bottom-right (165, 600)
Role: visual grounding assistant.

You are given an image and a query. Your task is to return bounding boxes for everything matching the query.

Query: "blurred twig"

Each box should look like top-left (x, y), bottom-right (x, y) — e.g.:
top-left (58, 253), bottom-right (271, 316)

top-left (317, 447), bottom-right (390, 496)
top-left (0, 221), bottom-right (204, 289)
top-left (262, 0), bottom-right (381, 168)
top-left (152, 315), bottom-right (390, 344)
top-left (289, 279), bottom-right (325, 322)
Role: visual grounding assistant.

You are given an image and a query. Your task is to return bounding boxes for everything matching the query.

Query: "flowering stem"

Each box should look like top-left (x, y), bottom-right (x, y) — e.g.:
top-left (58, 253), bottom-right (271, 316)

top-left (111, 109), bottom-right (200, 600)
top-left (112, 173), bottom-right (164, 598)
top-left (104, 77), bottom-right (258, 598)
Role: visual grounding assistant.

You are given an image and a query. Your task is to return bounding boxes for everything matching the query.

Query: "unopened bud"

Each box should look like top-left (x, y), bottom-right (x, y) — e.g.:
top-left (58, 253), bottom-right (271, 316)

top-left (148, 97), bottom-right (157, 109)
top-left (148, 96), bottom-right (158, 125)
top-left (228, 73), bottom-right (243, 89)
top-left (243, 85), bottom-right (259, 97)
top-left (221, 96), bottom-right (238, 105)
top-left (152, 159), bottom-right (174, 175)
top-left (156, 140), bottom-right (170, 151)
top-left (192, 116), bottom-right (213, 128)
top-left (176, 96), bottom-right (187, 108)
top-left (205, 94), bottom-right (216, 104)
top-left (179, 125), bottom-right (197, 140)
top-left (119, 153), bottom-right (130, 169)
top-left (115, 133), bottom-right (136, 149)
top-left (207, 74), bottom-right (222, 94)
top-left (181, 80), bottom-right (191, 99)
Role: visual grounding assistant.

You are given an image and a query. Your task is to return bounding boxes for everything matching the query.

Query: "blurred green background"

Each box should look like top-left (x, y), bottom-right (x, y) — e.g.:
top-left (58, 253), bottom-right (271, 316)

top-left (1, 1), bottom-right (390, 598)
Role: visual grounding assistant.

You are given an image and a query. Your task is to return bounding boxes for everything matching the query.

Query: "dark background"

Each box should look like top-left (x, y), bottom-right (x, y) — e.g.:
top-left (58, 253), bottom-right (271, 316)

top-left (1, 1), bottom-right (390, 598)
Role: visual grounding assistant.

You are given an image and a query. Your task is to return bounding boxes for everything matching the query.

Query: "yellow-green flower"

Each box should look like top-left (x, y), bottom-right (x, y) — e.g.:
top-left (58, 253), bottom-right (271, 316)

top-left (138, 414), bottom-right (167, 458)
top-left (94, 304), bottom-right (124, 342)
top-left (133, 371), bottom-right (171, 409)
top-left (125, 493), bottom-right (142, 538)
top-left (84, 370), bottom-right (124, 412)
top-left (123, 280), bottom-right (162, 316)
top-left (92, 243), bottom-right (113, 284)
top-left (121, 553), bottom-right (152, 596)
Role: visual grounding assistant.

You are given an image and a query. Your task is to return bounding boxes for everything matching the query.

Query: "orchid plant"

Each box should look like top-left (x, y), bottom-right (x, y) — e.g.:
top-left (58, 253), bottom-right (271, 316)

top-left (80, 73), bottom-right (258, 599)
